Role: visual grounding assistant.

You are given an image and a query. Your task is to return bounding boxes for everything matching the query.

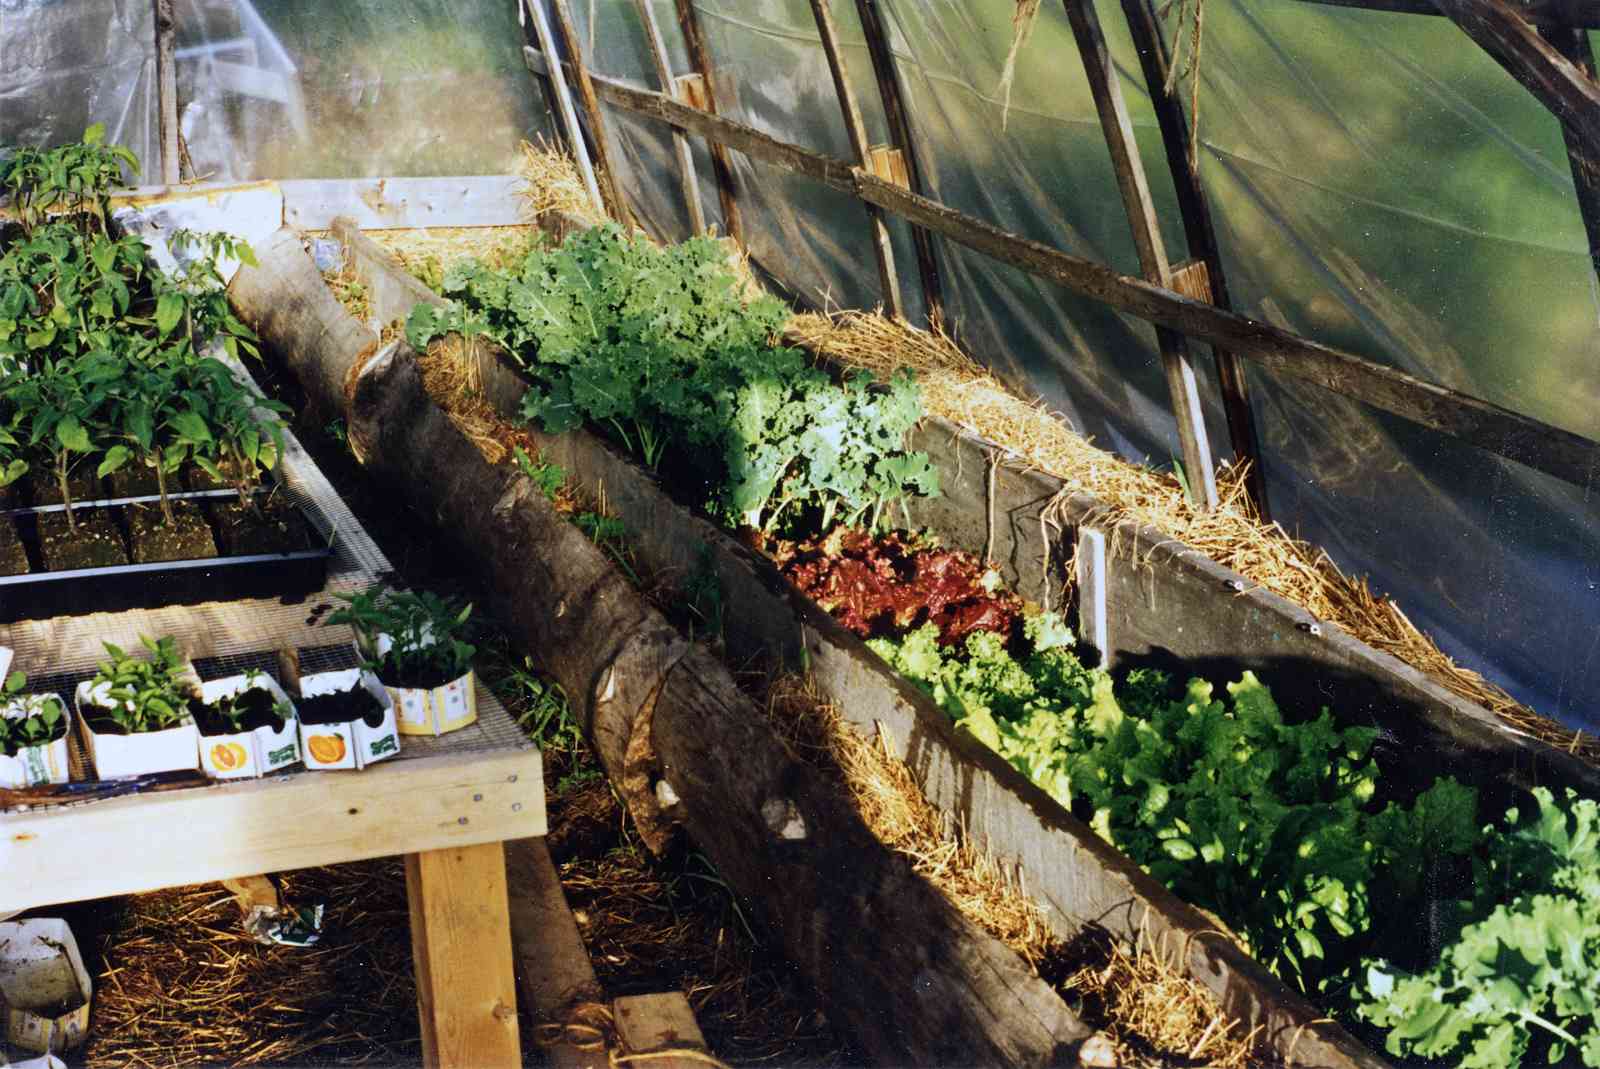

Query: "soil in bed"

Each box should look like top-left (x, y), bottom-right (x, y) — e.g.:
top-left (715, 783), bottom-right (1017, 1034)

top-left (0, 518), bottom-right (29, 575)
top-left (189, 688), bottom-right (286, 737)
top-left (297, 685), bottom-right (384, 728)
top-left (209, 497), bottom-right (314, 556)
top-left (127, 501), bottom-right (218, 564)
top-left (37, 510), bottom-right (127, 571)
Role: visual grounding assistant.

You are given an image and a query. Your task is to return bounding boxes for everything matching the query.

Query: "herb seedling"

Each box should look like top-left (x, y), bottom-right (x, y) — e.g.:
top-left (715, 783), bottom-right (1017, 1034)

top-left (88, 635), bottom-right (191, 734)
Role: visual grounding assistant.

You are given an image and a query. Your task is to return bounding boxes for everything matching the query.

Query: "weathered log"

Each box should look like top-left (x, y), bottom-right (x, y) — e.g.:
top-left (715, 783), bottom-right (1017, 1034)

top-left (227, 227), bottom-right (380, 421)
top-left (249, 239), bottom-right (1101, 1063)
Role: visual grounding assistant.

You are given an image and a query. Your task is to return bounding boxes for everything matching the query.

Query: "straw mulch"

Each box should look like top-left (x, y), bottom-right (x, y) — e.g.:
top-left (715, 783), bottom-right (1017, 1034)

top-left (82, 861), bottom-right (419, 1068)
top-left (789, 308), bottom-right (1596, 766)
top-left (762, 673), bottom-right (1262, 1068)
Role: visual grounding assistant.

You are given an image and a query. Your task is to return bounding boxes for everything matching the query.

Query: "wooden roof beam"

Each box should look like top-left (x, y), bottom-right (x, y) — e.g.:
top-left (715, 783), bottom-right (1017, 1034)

top-left (1288, 0), bottom-right (1600, 29)
top-left (1063, 0), bottom-right (1220, 509)
top-left (1429, 0), bottom-right (1600, 156)
top-left (808, 0), bottom-right (907, 319)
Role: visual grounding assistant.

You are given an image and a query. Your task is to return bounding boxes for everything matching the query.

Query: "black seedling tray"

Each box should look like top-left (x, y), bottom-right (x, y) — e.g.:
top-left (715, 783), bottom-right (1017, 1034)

top-left (1, 468), bottom-right (282, 518)
top-left (0, 492), bottom-right (334, 623)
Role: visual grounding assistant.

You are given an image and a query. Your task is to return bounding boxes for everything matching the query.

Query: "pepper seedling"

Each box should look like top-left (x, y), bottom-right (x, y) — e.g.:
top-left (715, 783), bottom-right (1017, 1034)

top-left (89, 635), bottom-right (191, 734)
top-left (0, 671), bottom-right (66, 754)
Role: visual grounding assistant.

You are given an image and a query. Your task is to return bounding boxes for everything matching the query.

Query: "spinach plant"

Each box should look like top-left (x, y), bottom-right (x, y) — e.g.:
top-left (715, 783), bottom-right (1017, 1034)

top-left (327, 587), bottom-right (476, 683)
top-left (88, 635), bottom-right (191, 734)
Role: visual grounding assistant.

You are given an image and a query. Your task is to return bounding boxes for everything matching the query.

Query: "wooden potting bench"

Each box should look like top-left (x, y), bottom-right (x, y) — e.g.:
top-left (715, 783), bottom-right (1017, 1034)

top-left (0, 427), bottom-right (543, 1069)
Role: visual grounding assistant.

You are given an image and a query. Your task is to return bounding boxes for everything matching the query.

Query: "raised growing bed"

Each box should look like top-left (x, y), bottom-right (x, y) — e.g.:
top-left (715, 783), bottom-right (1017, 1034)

top-left (0, 485), bottom-right (332, 623)
top-left (233, 225), bottom-right (1125, 1068)
top-left (272, 217), bottom-right (1600, 1068)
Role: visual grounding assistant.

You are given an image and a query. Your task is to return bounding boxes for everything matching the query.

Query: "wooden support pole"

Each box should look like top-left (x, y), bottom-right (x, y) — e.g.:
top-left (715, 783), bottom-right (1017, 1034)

top-left (808, 0), bottom-right (906, 318)
top-left (1289, 0), bottom-right (1600, 29)
top-left (152, 0), bottom-right (179, 185)
top-left (549, 0), bottom-right (629, 220)
top-left (1538, 23), bottom-right (1600, 281)
top-left (522, 0), bottom-right (606, 216)
top-left (406, 843), bottom-right (522, 1069)
top-left (672, 0), bottom-right (744, 245)
top-left (534, 59), bottom-right (1600, 490)
top-left (632, 0), bottom-right (707, 234)
top-left (853, 0), bottom-right (946, 326)
top-left (1062, 0), bottom-right (1219, 510)
top-left (1122, 0), bottom-right (1270, 518)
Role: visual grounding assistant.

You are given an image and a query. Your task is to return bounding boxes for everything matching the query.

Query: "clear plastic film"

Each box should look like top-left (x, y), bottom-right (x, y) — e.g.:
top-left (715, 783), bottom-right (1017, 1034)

top-left (2, 0), bottom-right (553, 181)
top-left (556, 0), bottom-right (1598, 729)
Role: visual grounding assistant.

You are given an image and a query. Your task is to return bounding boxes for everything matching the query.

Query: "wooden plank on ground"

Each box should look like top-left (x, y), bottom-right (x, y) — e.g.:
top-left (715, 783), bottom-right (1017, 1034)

top-left (613, 993), bottom-right (708, 1066)
top-left (504, 837), bottom-right (607, 1069)
top-left (406, 842), bottom-right (522, 1069)
top-left (1, 748), bottom-right (546, 914)
top-left (278, 176), bottom-right (526, 230)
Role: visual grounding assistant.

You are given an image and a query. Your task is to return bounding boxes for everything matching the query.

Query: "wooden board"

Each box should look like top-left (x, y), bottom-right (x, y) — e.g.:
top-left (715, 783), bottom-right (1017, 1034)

top-left (1, 747), bottom-right (545, 914)
top-left (279, 177), bottom-right (527, 231)
top-left (407, 843), bottom-right (522, 1068)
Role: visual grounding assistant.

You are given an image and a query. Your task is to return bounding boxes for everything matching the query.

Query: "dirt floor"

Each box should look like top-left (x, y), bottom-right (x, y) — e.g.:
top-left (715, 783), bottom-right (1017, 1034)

top-left (36, 360), bottom-right (849, 1068)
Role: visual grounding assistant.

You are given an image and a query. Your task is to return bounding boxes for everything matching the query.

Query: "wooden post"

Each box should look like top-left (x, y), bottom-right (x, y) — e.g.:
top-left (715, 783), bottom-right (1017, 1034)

top-left (1538, 23), bottom-right (1600, 281)
top-left (808, 0), bottom-right (905, 318)
top-left (632, 0), bottom-right (707, 234)
top-left (853, 0), bottom-right (946, 327)
top-left (522, 0), bottom-right (606, 216)
top-left (672, 0), bottom-right (744, 245)
top-left (1062, 0), bottom-right (1220, 510)
top-left (152, 0), bottom-right (180, 185)
top-left (548, 0), bottom-right (629, 220)
top-left (406, 843), bottom-right (522, 1069)
top-left (1121, 0), bottom-right (1269, 518)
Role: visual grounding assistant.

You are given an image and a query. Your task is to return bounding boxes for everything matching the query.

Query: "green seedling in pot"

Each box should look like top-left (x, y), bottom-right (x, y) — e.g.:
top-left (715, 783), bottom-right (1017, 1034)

top-left (326, 586), bottom-right (476, 685)
top-left (89, 635), bottom-right (191, 734)
top-left (210, 668), bottom-right (292, 733)
top-left (0, 671), bottom-right (66, 754)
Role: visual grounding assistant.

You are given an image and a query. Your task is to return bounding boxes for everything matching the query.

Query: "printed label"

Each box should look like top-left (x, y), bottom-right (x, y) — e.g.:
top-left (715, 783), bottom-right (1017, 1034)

top-left (369, 734), bottom-right (398, 758)
top-left (267, 742), bottom-right (297, 766)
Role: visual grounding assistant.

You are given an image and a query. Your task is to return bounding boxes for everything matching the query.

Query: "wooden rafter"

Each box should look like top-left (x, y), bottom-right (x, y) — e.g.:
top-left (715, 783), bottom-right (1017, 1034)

top-left (672, 0), bottom-right (744, 246)
top-left (808, 0), bottom-right (906, 319)
top-left (632, 0), bottom-right (707, 234)
top-left (521, 0), bottom-right (605, 215)
top-left (853, 0), bottom-right (947, 326)
top-left (1430, 0), bottom-right (1600, 155)
top-left (549, 0), bottom-right (629, 220)
top-left (520, 47), bottom-right (1600, 491)
top-left (1121, 0), bottom-right (1270, 518)
top-left (1538, 22), bottom-right (1600, 279)
top-left (1290, 0), bottom-right (1600, 28)
top-left (1063, 0), bottom-right (1220, 510)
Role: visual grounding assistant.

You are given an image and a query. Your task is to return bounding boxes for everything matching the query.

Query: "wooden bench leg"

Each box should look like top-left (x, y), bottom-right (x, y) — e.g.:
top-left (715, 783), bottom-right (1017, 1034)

top-left (405, 843), bottom-right (521, 1068)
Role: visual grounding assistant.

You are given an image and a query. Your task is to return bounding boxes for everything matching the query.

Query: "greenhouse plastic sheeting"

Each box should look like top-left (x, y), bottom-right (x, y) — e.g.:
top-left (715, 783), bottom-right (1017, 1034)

top-left (559, 0), bottom-right (1599, 731)
top-left (0, 0), bottom-right (159, 178)
top-left (2, 0), bottom-right (552, 181)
